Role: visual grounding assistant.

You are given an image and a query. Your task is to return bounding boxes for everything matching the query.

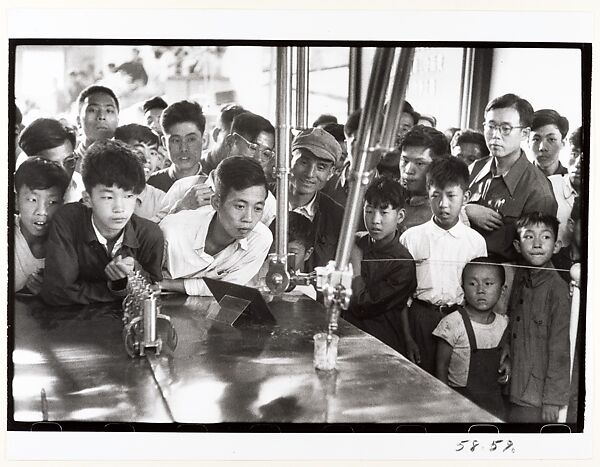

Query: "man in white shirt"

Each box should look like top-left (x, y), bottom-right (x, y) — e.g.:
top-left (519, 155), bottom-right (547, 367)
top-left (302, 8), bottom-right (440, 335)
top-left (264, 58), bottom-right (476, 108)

top-left (160, 156), bottom-right (272, 296)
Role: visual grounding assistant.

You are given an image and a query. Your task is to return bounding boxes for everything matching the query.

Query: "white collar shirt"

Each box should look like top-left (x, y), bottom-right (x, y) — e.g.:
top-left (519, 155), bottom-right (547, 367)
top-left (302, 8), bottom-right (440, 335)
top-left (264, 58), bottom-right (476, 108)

top-left (160, 205), bottom-right (273, 296)
top-left (399, 218), bottom-right (487, 305)
top-left (291, 193), bottom-right (317, 222)
top-left (91, 216), bottom-right (124, 258)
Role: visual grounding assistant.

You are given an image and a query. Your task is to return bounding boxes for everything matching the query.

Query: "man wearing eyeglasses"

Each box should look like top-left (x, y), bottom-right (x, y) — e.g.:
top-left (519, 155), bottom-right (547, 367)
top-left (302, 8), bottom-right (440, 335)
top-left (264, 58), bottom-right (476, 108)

top-left (153, 111), bottom-right (277, 226)
top-left (466, 93), bottom-right (558, 262)
top-left (18, 117), bottom-right (85, 204)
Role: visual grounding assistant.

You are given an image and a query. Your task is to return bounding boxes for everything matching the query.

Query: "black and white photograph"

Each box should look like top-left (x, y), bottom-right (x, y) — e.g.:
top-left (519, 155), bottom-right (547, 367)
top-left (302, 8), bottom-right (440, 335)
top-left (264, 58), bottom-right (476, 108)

top-left (4, 8), bottom-right (594, 463)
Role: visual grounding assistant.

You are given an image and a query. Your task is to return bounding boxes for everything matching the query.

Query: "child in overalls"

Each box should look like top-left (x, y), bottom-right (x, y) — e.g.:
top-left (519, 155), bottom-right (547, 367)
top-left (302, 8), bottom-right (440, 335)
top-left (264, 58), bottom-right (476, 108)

top-left (433, 258), bottom-right (511, 420)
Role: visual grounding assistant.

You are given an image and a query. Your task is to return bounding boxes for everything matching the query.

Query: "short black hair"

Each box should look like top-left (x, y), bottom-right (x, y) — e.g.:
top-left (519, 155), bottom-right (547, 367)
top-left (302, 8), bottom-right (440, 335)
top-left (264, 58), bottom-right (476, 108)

top-left (81, 140), bottom-right (145, 194)
top-left (321, 123), bottom-right (345, 144)
top-left (399, 124), bottom-right (450, 158)
top-left (426, 157), bottom-right (470, 192)
top-left (401, 100), bottom-right (419, 124)
top-left (455, 129), bottom-right (490, 157)
top-left (571, 196), bottom-right (581, 222)
top-left (77, 85), bottom-right (120, 112)
top-left (313, 114), bottom-right (338, 127)
top-left (462, 256), bottom-right (506, 285)
top-left (485, 93), bottom-right (534, 128)
top-left (532, 109), bottom-right (569, 139)
top-left (143, 96), bottom-right (168, 114)
top-left (515, 212), bottom-right (560, 241)
top-left (114, 124), bottom-right (160, 147)
top-left (19, 118), bottom-right (77, 157)
top-left (344, 108), bottom-right (362, 138)
top-left (384, 100), bottom-right (419, 126)
top-left (161, 100), bottom-right (206, 135)
top-left (569, 126), bottom-right (582, 151)
top-left (213, 155), bottom-right (268, 201)
top-left (365, 176), bottom-right (406, 210)
top-left (269, 211), bottom-right (315, 250)
top-left (218, 104), bottom-right (246, 133)
top-left (14, 156), bottom-right (70, 196)
top-left (231, 112), bottom-right (275, 141)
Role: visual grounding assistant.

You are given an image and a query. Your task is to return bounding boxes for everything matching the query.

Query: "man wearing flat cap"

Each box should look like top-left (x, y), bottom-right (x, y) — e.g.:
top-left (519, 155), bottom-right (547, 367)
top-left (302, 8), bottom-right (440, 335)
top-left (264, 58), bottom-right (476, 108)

top-left (289, 127), bottom-right (345, 271)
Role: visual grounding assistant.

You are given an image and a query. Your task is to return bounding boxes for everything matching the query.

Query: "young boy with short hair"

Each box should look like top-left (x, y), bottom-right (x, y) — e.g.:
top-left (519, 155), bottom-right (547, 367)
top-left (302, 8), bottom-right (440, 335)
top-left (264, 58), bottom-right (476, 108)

top-left (159, 156), bottom-right (272, 296)
top-left (114, 123), bottom-right (166, 220)
top-left (400, 157), bottom-right (487, 374)
top-left (434, 258), bottom-right (510, 419)
top-left (41, 140), bottom-right (164, 306)
top-left (115, 123), bottom-right (162, 178)
top-left (14, 157), bottom-right (70, 294)
top-left (507, 212), bottom-right (571, 423)
top-left (143, 96), bottom-right (168, 136)
top-left (346, 177), bottom-right (417, 354)
top-left (398, 124), bottom-right (452, 230)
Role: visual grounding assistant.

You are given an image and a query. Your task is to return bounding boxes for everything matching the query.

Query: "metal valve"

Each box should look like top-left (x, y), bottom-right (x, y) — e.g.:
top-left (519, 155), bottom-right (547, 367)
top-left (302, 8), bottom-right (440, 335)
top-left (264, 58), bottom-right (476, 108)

top-left (122, 273), bottom-right (177, 358)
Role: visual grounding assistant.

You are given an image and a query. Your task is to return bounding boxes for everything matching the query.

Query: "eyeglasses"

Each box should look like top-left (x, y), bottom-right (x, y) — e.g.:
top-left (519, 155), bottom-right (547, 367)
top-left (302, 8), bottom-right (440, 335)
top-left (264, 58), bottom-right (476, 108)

top-left (233, 132), bottom-right (275, 162)
top-left (483, 122), bottom-right (526, 136)
top-left (62, 152), bottom-right (80, 171)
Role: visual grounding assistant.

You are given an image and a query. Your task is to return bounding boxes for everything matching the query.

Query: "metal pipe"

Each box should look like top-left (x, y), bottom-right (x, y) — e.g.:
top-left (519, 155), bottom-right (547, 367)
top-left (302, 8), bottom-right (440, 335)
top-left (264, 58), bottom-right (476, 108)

top-left (379, 48), bottom-right (415, 151)
top-left (459, 48), bottom-right (475, 130)
top-left (320, 47), bottom-right (416, 337)
top-left (266, 47), bottom-right (294, 295)
top-left (334, 47), bottom-right (395, 270)
top-left (275, 46), bottom-right (293, 263)
top-left (296, 47), bottom-right (310, 129)
top-left (348, 47), bottom-right (361, 114)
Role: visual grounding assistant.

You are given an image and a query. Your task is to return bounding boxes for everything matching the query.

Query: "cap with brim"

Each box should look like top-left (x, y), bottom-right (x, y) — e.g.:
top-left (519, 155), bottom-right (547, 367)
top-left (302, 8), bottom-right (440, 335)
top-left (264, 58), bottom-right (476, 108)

top-left (291, 127), bottom-right (342, 164)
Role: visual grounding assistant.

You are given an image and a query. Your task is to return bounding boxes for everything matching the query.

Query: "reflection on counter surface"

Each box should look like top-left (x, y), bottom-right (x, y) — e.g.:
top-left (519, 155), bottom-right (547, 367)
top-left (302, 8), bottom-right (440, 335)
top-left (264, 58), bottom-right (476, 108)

top-left (11, 293), bottom-right (500, 425)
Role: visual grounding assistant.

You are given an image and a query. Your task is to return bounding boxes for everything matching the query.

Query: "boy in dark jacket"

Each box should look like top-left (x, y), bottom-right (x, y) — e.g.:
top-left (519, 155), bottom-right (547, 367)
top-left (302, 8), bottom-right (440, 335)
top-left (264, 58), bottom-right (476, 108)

top-left (41, 140), bottom-right (164, 306)
top-left (507, 212), bottom-right (571, 422)
top-left (346, 177), bottom-right (417, 355)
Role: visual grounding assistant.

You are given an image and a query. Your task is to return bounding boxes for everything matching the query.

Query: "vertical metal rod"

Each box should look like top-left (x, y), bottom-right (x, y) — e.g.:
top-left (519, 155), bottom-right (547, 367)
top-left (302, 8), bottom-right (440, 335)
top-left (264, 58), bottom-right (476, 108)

top-left (348, 48), bottom-right (362, 114)
top-left (379, 48), bottom-right (415, 150)
top-left (296, 47), bottom-right (310, 129)
top-left (459, 48), bottom-right (475, 130)
top-left (275, 47), bottom-right (293, 263)
top-left (334, 48), bottom-right (395, 270)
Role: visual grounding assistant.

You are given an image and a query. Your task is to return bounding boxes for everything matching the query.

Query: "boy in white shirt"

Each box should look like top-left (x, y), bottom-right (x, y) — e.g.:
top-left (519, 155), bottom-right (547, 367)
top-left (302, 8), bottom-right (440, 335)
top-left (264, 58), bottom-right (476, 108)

top-left (400, 157), bottom-right (487, 374)
top-left (160, 156), bottom-right (272, 296)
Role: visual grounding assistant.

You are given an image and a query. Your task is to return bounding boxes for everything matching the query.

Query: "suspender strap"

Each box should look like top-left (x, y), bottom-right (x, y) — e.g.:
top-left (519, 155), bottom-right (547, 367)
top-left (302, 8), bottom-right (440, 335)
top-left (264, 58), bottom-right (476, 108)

top-left (458, 307), bottom-right (479, 352)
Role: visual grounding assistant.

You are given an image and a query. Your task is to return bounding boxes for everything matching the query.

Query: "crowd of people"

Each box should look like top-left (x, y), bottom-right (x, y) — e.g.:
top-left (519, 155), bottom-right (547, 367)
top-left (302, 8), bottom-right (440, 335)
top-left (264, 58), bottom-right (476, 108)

top-left (12, 81), bottom-right (583, 424)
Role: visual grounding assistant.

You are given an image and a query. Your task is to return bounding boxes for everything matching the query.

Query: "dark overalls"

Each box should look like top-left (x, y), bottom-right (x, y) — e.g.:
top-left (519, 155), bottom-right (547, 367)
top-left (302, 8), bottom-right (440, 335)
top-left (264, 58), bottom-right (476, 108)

top-left (455, 308), bottom-right (506, 421)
